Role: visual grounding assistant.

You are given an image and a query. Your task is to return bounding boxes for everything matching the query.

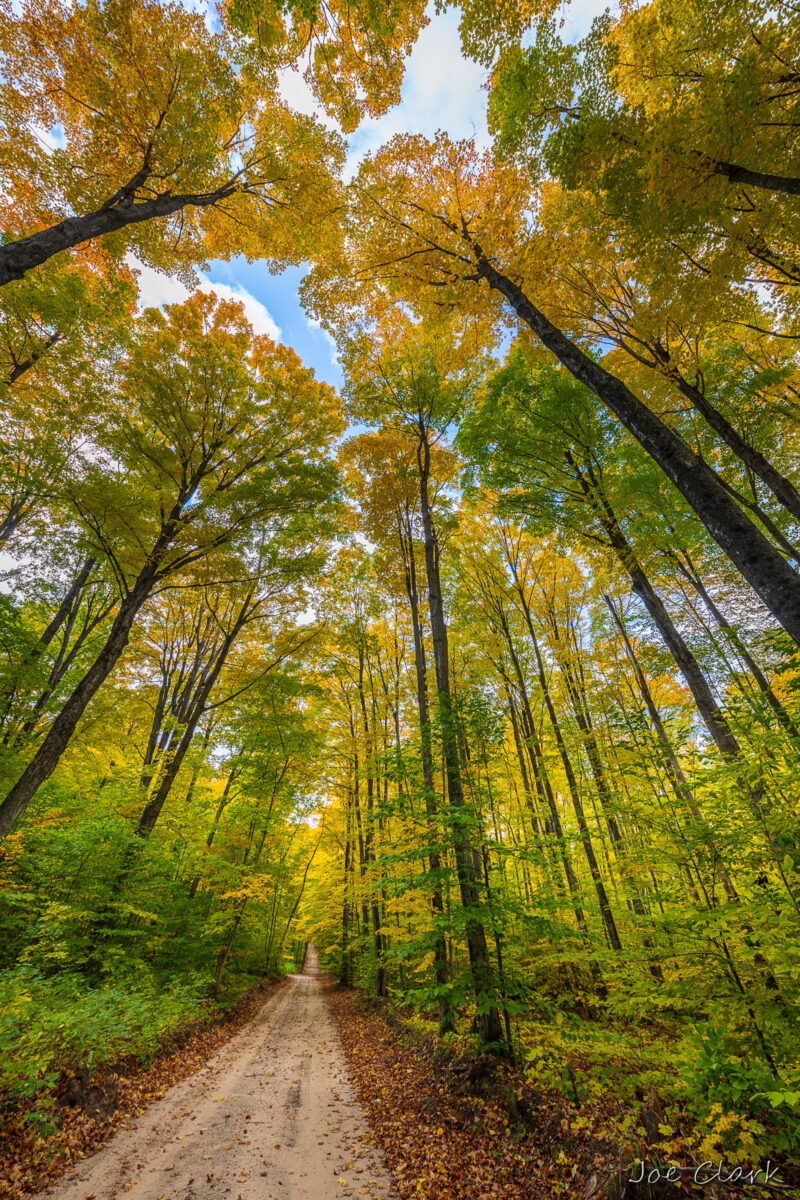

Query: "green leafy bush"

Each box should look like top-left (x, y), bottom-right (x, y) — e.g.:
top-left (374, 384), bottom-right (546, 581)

top-left (0, 964), bottom-right (207, 1110)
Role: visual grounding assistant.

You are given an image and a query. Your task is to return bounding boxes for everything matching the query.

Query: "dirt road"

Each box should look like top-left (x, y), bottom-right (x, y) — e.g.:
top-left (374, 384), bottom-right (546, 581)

top-left (37, 950), bottom-right (393, 1200)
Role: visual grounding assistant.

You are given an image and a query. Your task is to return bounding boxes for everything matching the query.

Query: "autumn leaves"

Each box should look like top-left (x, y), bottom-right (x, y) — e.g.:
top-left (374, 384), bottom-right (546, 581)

top-left (0, 0), bottom-right (348, 287)
top-left (1, 3), bottom-right (800, 1164)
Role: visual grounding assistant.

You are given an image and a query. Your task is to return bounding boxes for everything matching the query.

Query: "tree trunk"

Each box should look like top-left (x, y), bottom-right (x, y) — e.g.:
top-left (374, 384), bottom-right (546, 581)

top-left (654, 350), bottom-right (800, 522)
top-left (399, 513), bottom-right (453, 1031)
top-left (0, 180), bottom-right (238, 287)
top-left (1, 555), bottom-right (100, 742)
top-left (341, 793), bottom-right (354, 986)
top-left (188, 762), bottom-right (240, 899)
top-left (672, 550), bottom-right (800, 743)
top-left (603, 594), bottom-right (741, 906)
top-left (356, 646), bottom-right (386, 998)
top-left (0, 567), bottom-right (156, 836)
top-left (276, 839), bottom-right (320, 962)
top-left (416, 421), bottom-right (504, 1045)
top-left (39, 557), bottom-right (97, 650)
top-left (545, 606), bottom-right (661, 975)
top-left (5, 329), bottom-right (62, 387)
top-left (136, 606), bottom-right (250, 838)
top-left (506, 591), bottom-right (622, 952)
top-left (472, 254), bottom-right (800, 645)
top-left (0, 488), bottom-right (35, 544)
top-left (703, 156), bottom-right (800, 196)
top-left (570, 452), bottom-right (743, 760)
top-left (507, 670), bottom-right (595, 930)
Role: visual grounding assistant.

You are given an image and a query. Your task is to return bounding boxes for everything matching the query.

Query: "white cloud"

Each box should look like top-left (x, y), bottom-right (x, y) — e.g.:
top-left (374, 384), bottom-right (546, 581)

top-left (305, 314), bottom-right (339, 369)
top-left (344, 9), bottom-right (489, 179)
top-left (278, 0), bottom-right (617, 185)
top-left (129, 258), bottom-right (191, 309)
top-left (198, 278), bottom-right (281, 341)
top-left (127, 257), bottom-right (281, 341)
top-left (31, 124), bottom-right (66, 155)
top-left (278, 66), bottom-right (339, 131)
top-left (276, 8), bottom-right (489, 183)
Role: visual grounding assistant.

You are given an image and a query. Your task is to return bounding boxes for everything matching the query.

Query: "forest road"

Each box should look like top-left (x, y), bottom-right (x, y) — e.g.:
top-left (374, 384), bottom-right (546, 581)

top-left (35, 949), bottom-right (394, 1200)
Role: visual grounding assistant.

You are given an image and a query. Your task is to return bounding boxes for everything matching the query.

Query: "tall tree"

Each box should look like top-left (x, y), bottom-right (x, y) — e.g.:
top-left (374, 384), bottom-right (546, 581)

top-left (304, 134), bottom-right (800, 644)
top-left (0, 0), bottom-right (344, 287)
top-left (0, 290), bottom-right (341, 836)
top-left (345, 342), bottom-right (505, 1044)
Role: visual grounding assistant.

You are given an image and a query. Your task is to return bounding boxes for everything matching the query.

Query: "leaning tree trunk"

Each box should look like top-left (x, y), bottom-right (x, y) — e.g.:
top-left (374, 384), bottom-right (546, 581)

top-left (188, 762), bottom-right (240, 899)
top-left (0, 567), bottom-right (156, 836)
top-left (510, 606), bottom-right (622, 953)
top-left (471, 252), bottom-right (800, 645)
top-left (545, 608), bottom-right (662, 976)
top-left (136, 601), bottom-right (252, 839)
top-left (672, 550), bottom-right (800, 743)
top-left (570, 452), bottom-right (742, 760)
top-left (574, 459), bottom-right (798, 913)
top-left (653, 350), bottom-right (800, 522)
top-left (604, 595), bottom-right (741, 905)
top-left (0, 178), bottom-right (238, 287)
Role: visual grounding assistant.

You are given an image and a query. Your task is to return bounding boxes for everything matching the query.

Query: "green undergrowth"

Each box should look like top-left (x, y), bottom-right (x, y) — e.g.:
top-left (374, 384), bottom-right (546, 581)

top-left (1, 968), bottom-right (194, 1134)
top-left (359, 988), bottom-right (800, 1171)
top-left (0, 803), bottom-right (300, 1137)
top-left (515, 1009), bottom-right (800, 1164)
top-left (0, 963), bottom-right (282, 1136)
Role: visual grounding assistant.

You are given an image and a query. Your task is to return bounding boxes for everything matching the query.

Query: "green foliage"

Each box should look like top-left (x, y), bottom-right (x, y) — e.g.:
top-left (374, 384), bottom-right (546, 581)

top-left (3, 0), bottom-right (800, 1176)
top-left (0, 964), bottom-right (205, 1114)
top-left (684, 1022), bottom-right (800, 1159)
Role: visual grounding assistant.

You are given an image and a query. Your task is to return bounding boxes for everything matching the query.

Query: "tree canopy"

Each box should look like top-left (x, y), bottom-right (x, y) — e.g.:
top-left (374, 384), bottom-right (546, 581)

top-left (2, 0), bottom-right (800, 1189)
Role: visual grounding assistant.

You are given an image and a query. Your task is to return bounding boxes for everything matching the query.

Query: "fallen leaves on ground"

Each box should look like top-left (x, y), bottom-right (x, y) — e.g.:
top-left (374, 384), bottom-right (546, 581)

top-left (327, 991), bottom-right (778, 1200)
top-left (0, 978), bottom-right (284, 1199)
top-left (328, 991), bottom-right (562, 1200)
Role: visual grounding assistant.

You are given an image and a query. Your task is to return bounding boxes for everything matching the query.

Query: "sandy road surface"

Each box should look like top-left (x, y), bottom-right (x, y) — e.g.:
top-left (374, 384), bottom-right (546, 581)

top-left (36, 951), bottom-right (393, 1200)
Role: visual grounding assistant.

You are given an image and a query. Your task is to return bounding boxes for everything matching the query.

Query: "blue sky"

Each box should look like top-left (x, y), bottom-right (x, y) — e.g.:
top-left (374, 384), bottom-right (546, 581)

top-left (134, 1), bottom-right (612, 390)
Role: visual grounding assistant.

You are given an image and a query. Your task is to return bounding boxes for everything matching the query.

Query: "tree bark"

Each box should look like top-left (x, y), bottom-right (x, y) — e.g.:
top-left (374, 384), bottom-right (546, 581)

top-left (137, 599), bottom-right (253, 838)
top-left (0, 181), bottom-right (239, 286)
top-left (570, 452), bottom-right (742, 760)
top-left (501, 559), bottom-right (621, 951)
top-left (604, 594), bottom-right (741, 907)
top-left (0, 488), bottom-right (35, 544)
top-left (672, 550), bottom-right (800, 743)
top-left (6, 329), bottom-right (63, 386)
top-left (356, 645), bottom-right (387, 998)
top-left (39, 557), bottom-right (98, 650)
top-left (398, 511), bottom-right (453, 1031)
top-left (653, 349), bottom-right (800, 523)
top-left (703, 156), bottom-right (800, 196)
